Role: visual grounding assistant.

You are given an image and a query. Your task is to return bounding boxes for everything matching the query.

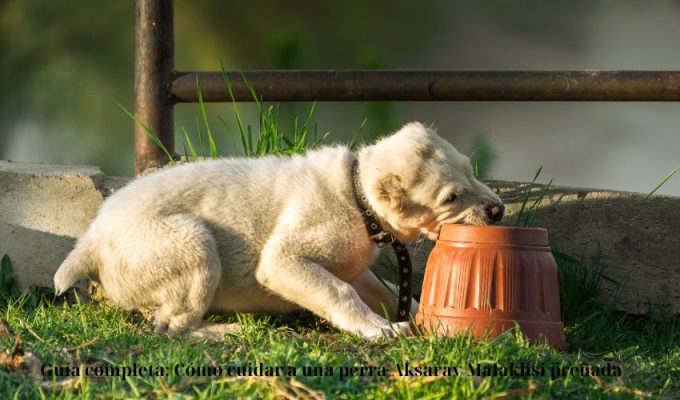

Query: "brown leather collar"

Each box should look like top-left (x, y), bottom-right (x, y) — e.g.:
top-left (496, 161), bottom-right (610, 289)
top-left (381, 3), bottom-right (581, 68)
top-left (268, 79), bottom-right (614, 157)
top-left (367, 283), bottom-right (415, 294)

top-left (350, 160), bottom-right (412, 322)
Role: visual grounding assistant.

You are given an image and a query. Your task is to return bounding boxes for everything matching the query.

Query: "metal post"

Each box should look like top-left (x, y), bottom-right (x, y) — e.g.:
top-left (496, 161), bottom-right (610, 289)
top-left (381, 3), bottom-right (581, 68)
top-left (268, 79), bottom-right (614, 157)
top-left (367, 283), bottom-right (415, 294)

top-left (134, 0), bottom-right (174, 175)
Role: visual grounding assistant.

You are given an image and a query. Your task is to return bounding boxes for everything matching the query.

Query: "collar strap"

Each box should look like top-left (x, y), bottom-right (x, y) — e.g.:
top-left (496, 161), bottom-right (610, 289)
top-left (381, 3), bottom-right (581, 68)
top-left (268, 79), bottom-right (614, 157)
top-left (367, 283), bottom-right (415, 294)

top-left (351, 160), bottom-right (413, 322)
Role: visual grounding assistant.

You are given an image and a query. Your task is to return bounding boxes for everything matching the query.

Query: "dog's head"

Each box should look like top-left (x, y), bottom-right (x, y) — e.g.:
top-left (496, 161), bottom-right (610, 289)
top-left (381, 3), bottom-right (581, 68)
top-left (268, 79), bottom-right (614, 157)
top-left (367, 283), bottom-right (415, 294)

top-left (358, 122), bottom-right (504, 241)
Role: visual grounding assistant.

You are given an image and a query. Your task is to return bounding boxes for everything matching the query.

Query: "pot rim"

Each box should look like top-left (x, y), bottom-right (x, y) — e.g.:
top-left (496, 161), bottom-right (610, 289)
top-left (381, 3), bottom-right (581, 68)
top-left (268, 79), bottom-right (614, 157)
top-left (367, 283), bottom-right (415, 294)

top-left (437, 224), bottom-right (549, 247)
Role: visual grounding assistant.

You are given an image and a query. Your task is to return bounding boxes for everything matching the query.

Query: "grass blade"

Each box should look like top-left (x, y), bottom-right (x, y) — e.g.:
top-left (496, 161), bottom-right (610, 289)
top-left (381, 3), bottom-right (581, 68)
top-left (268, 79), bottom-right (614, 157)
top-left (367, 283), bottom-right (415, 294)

top-left (1, 254), bottom-right (19, 301)
top-left (116, 102), bottom-right (174, 163)
top-left (218, 58), bottom-right (247, 154)
top-left (196, 77), bottom-right (218, 159)
top-left (218, 116), bottom-right (240, 156)
top-left (181, 127), bottom-right (198, 159)
top-left (241, 71), bottom-right (263, 115)
top-left (524, 178), bottom-right (553, 227)
top-left (514, 166), bottom-right (542, 226)
top-left (644, 164), bottom-right (679, 201)
top-left (247, 125), bottom-right (254, 157)
top-left (196, 119), bottom-right (206, 158)
top-left (181, 140), bottom-right (188, 160)
top-left (270, 105), bottom-right (279, 153)
top-left (301, 102), bottom-right (317, 136)
top-left (310, 131), bottom-right (331, 148)
top-left (347, 118), bottom-right (367, 151)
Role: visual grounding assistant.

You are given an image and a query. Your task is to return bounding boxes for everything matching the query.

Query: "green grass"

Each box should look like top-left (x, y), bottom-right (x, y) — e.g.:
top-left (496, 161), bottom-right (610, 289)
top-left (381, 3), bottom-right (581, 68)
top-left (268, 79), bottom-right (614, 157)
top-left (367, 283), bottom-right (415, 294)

top-left (513, 166), bottom-right (553, 228)
top-left (123, 62), bottom-right (338, 166)
top-left (0, 252), bottom-right (678, 399)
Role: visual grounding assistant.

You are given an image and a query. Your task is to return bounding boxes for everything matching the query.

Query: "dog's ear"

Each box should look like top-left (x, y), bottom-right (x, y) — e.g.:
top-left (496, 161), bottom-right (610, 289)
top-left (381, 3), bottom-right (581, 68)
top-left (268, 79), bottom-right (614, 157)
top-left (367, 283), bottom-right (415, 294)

top-left (376, 174), bottom-right (404, 211)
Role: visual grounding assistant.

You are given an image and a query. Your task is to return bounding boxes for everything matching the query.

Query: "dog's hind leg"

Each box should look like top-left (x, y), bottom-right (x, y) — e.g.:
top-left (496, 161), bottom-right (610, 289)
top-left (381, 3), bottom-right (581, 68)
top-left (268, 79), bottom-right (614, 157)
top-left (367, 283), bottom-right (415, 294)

top-left (115, 214), bottom-right (222, 336)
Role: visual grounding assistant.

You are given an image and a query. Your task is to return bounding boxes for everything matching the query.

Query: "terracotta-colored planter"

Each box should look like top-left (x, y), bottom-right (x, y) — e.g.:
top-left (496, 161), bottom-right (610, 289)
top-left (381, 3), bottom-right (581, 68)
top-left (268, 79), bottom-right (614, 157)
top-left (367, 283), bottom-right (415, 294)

top-left (415, 224), bottom-right (567, 349)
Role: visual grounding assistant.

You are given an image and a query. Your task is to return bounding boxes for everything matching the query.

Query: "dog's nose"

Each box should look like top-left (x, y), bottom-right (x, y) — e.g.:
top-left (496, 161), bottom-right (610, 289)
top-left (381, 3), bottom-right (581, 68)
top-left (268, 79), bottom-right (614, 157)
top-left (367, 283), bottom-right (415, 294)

top-left (486, 204), bottom-right (505, 223)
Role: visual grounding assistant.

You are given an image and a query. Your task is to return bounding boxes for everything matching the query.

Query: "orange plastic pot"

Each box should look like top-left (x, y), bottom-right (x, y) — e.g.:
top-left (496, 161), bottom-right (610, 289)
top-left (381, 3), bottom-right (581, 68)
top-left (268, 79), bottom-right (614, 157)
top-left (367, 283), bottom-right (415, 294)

top-left (415, 225), bottom-right (567, 349)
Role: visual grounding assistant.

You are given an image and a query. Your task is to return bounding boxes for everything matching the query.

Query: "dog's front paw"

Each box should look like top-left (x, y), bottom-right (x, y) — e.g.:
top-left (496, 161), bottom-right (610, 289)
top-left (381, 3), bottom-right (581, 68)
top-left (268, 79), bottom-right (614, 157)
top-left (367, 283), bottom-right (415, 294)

top-left (363, 321), bottom-right (413, 340)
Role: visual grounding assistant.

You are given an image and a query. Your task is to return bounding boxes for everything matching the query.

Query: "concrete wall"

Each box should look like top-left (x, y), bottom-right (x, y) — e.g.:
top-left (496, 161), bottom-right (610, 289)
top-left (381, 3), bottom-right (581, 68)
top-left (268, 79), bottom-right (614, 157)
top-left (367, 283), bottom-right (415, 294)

top-left (1, 161), bottom-right (678, 314)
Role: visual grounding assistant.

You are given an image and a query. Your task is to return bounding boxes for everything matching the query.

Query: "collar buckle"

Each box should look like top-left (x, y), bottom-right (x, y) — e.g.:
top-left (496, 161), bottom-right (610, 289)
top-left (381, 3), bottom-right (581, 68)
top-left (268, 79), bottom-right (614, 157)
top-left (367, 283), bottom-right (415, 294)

top-left (369, 231), bottom-right (397, 247)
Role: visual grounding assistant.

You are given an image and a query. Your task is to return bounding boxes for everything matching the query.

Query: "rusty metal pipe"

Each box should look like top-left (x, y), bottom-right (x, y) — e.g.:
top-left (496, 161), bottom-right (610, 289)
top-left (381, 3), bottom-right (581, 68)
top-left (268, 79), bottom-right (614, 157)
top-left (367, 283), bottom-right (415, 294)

top-left (134, 0), bottom-right (175, 174)
top-left (172, 70), bottom-right (680, 102)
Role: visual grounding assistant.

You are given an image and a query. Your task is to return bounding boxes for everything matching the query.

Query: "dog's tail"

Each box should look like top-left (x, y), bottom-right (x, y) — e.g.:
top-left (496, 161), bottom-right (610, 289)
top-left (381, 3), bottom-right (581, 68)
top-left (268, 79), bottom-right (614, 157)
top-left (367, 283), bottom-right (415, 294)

top-left (54, 241), bottom-right (98, 295)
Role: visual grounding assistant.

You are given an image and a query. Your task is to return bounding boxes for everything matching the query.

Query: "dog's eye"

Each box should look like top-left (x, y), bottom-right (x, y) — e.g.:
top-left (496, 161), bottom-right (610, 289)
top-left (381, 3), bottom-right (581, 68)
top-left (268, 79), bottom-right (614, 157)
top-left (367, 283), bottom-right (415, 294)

top-left (444, 193), bottom-right (458, 203)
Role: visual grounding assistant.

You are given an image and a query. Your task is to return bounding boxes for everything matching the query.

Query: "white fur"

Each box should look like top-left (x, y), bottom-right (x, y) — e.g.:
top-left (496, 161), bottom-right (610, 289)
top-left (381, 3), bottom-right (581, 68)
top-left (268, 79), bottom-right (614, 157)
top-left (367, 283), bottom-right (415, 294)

top-left (54, 122), bottom-right (503, 339)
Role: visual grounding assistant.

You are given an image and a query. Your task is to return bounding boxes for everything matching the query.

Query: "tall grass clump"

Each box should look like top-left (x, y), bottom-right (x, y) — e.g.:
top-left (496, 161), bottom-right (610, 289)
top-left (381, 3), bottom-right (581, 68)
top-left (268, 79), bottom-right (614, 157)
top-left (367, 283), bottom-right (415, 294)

top-left (513, 166), bottom-right (553, 227)
top-left (122, 61), bottom-right (337, 164)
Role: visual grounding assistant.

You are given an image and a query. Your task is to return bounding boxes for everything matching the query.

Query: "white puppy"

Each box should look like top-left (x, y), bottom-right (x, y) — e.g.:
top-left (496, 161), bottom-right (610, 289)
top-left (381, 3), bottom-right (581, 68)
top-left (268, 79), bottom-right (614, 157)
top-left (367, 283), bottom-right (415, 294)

top-left (54, 122), bottom-right (503, 339)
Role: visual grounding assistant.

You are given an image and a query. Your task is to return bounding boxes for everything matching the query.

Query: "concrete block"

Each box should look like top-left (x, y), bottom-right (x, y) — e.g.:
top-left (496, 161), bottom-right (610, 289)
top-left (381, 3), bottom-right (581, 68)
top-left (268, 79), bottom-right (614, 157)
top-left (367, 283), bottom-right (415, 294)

top-left (1, 161), bottom-right (114, 290)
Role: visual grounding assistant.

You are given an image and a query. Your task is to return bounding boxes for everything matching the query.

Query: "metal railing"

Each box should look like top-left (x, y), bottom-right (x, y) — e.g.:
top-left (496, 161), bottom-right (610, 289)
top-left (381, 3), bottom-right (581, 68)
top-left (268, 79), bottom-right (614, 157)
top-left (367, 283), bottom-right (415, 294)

top-left (134, 0), bottom-right (680, 174)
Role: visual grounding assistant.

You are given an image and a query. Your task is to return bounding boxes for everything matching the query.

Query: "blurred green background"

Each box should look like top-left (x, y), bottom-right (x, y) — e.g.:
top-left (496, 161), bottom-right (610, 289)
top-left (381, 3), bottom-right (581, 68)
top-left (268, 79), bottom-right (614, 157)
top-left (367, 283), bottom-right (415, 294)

top-left (2, 0), bottom-right (679, 194)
